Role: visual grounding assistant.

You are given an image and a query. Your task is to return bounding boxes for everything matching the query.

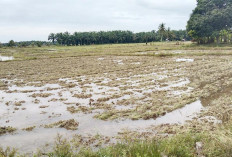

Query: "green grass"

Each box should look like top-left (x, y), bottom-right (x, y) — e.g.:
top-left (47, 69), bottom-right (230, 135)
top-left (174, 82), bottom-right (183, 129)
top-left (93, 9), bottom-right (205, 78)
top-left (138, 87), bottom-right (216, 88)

top-left (34, 132), bottom-right (231, 157)
top-left (159, 133), bottom-right (203, 157)
top-left (1, 127), bottom-right (232, 157)
top-left (186, 42), bottom-right (232, 49)
top-left (0, 147), bottom-right (17, 157)
top-left (1, 42), bottom-right (232, 61)
top-left (40, 139), bottom-right (161, 157)
top-left (66, 133), bottom-right (232, 157)
top-left (89, 141), bottom-right (161, 157)
top-left (0, 42), bottom-right (189, 60)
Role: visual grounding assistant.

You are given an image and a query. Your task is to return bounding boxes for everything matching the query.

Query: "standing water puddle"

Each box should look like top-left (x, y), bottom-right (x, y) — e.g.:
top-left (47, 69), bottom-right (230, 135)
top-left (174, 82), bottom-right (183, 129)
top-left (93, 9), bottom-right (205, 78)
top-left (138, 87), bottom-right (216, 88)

top-left (154, 100), bottom-right (203, 124)
top-left (0, 77), bottom-right (203, 153)
top-left (0, 98), bottom-right (203, 153)
top-left (0, 55), bottom-right (14, 61)
top-left (176, 58), bottom-right (194, 62)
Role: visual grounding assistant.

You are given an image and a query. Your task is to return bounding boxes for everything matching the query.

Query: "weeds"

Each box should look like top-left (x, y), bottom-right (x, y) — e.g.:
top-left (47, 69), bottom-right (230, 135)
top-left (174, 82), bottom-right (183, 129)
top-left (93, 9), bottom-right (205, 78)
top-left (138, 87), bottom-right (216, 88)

top-left (1, 128), bottom-right (232, 156)
top-left (0, 127), bottom-right (16, 135)
top-left (93, 141), bottom-right (161, 157)
top-left (0, 147), bottom-right (17, 157)
top-left (22, 126), bottom-right (36, 132)
top-left (30, 93), bottom-right (52, 98)
top-left (44, 119), bottom-right (79, 130)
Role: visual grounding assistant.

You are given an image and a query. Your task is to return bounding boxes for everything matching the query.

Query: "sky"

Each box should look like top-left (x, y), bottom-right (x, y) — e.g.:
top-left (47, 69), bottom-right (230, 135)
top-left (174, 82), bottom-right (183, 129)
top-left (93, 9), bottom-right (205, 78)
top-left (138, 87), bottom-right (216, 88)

top-left (0, 0), bottom-right (197, 43)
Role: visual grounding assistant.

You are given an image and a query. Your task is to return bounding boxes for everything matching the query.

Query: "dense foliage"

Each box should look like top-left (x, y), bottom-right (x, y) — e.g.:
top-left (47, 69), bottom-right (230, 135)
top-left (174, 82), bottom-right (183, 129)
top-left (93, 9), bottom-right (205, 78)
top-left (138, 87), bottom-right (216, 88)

top-left (48, 28), bottom-right (190, 46)
top-left (1, 26), bottom-right (190, 47)
top-left (187, 0), bottom-right (232, 44)
top-left (8, 40), bottom-right (16, 47)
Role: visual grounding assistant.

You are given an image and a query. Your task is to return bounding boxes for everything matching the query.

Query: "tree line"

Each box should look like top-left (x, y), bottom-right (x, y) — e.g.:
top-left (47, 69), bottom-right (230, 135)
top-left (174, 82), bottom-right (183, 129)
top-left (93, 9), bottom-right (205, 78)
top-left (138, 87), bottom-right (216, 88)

top-left (1, 24), bottom-right (190, 47)
top-left (187, 0), bottom-right (232, 44)
top-left (0, 40), bottom-right (52, 48)
top-left (48, 26), bottom-right (190, 46)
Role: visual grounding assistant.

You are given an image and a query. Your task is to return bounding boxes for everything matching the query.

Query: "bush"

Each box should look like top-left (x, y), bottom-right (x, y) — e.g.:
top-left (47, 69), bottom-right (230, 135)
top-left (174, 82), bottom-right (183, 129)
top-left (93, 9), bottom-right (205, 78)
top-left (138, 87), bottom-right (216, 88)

top-left (8, 40), bottom-right (15, 47)
top-left (36, 42), bottom-right (43, 47)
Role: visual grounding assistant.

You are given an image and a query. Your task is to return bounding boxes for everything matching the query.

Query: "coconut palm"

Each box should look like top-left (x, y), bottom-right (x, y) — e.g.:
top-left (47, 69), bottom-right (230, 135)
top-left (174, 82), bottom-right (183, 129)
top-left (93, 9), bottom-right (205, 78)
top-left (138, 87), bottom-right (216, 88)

top-left (158, 23), bottom-right (166, 42)
top-left (166, 27), bottom-right (175, 41)
top-left (48, 33), bottom-right (56, 44)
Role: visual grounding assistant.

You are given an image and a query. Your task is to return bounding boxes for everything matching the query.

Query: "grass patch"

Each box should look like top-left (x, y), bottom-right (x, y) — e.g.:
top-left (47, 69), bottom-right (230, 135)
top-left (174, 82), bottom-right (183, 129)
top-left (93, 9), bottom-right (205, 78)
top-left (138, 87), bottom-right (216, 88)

top-left (159, 133), bottom-right (203, 157)
top-left (2, 129), bottom-right (232, 156)
top-left (22, 126), bottom-right (36, 132)
top-left (0, 147), bottom-right (17, 157)
top-left (0, 127), bottom-right (17, 135)
top-left (44, 119), bottom-right (79, 130)
top-left (30, 93), bottom-right (52, 98)
top-left (1, 42), bottom-right (232, 61)
top-left (73, 93), bottom-right (92, 99)
top-left (94, 111), bottom-right (115, 120)
top-left (89, 141), bottom-right (161, 157)
top-left (39, 136), bottom-right (161, 157)
top-left (45, 131), bottom-right (232, 157)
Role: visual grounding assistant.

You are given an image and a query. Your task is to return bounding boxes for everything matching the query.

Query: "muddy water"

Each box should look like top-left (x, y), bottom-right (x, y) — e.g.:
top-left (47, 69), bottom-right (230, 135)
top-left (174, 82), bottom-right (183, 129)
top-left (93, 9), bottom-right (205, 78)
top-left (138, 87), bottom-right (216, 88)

top-left (0, 76), bottom-right (203, 153)
top-left (0, 55), bottom-right (14, 61)
top-left (154, 100), bottom-right (203, 124)
top-left (0, 96), bottom-right (203, 153)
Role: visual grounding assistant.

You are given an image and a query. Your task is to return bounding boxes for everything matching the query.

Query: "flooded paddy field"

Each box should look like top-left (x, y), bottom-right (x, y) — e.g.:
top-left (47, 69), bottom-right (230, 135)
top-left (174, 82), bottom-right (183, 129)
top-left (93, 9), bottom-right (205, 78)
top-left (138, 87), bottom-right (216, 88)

top-left (1, 43), bottom-right (232, 155)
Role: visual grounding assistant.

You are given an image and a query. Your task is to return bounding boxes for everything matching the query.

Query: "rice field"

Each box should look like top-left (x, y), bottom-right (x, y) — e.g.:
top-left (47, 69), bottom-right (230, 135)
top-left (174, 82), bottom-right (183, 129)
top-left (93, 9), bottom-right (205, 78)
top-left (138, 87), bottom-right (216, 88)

top-left (1, 42), bottom-right (232, 156)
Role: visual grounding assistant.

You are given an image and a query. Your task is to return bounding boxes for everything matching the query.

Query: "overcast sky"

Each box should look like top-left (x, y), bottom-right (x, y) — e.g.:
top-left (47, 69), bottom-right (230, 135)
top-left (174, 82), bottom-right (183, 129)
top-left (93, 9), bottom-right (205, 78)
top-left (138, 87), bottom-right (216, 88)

top-left (0, 0), bottom-right (196, 43)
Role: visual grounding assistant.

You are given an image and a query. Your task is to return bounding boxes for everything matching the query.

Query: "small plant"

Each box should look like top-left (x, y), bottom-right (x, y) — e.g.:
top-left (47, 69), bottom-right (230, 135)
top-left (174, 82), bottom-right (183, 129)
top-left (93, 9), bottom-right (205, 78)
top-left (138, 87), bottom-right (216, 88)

top-left (45, 135), bottom-right (74, 157)
top-left (23, 126), bottom-right (36, 132)
top-left (0, 127), bottom-right (17, 135)
top-left (78, 140), bottom-right (161, 157)
top-left (0, 147), bottom-right (17, 157)
top-left (30, 93), bottom-right (52, 98)
top-left (73, 93), bottom-right (92, 99)
top-left (44, 119), bottom-right (79, 130)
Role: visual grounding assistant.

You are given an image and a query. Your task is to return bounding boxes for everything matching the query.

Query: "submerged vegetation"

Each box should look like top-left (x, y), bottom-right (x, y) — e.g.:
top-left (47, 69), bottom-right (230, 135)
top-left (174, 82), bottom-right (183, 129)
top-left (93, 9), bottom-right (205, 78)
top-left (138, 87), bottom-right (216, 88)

top-left (0, 127), bottom-right (16, 136)
top-left (1, 127), bottom-right (232, 156)
top-left (44, 119), bottom-right (79, 130)
top-left (1, 0), bottom-right (232, 156)
top-left (1, 42), bottom-right (232, 156)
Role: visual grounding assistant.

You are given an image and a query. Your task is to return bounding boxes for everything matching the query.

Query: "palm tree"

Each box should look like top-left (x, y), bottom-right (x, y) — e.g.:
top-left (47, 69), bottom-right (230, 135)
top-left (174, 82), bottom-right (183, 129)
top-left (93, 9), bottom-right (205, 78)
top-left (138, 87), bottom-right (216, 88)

top-left (48, 33), bottom-right (56, 44)
top-left (166, 27), bottom-right (174, 41)
top-left (158, 23), bottom-right (166, 42)
top-left (219, 29), bottom-right (229, 43)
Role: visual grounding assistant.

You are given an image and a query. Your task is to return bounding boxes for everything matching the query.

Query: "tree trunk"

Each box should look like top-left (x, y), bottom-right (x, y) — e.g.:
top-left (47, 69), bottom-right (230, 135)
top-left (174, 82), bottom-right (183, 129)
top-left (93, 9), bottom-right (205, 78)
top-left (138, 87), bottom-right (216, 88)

top-left (224, 36), bottom-right (227, 43)
top-left (216, 36), bottom-right (219, 44)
